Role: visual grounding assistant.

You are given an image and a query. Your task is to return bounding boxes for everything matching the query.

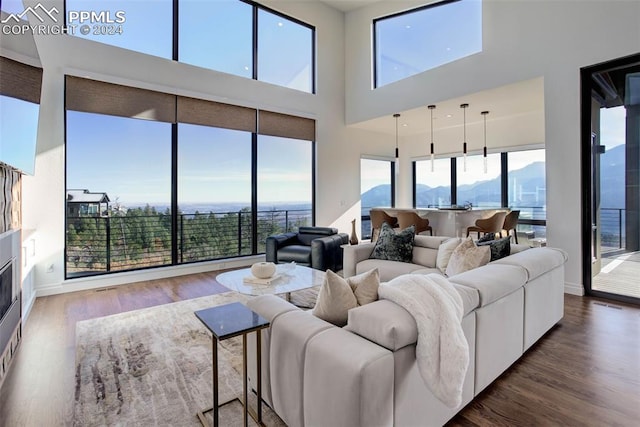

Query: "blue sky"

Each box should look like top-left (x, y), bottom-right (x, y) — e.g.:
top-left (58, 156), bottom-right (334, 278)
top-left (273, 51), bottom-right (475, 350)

top-left (66, 112), bottom-right (312, 205)
top-left (0, 96), bottom-right (39, 174)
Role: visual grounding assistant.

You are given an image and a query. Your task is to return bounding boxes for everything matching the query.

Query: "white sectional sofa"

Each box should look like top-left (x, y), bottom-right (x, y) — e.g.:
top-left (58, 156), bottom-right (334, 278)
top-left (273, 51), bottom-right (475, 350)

top-left (246, 237), bottom-right (568, 426)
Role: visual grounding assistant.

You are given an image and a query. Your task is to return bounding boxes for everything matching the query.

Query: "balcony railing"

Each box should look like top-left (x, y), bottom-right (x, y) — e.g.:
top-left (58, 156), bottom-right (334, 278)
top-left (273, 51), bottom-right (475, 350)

top-left (66, 208), bottom-right (311, 277)
top-left (600, 208), bottom-right (626, 250)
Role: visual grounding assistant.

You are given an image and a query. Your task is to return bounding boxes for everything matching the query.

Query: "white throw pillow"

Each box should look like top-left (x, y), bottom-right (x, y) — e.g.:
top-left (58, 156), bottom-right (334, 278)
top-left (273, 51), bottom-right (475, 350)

top-left (445, 237), bottom-right (491, 277)
top-left (436, 237), bottom-right (462, 274)
top-left (312, 269), bottom-right (379, 326)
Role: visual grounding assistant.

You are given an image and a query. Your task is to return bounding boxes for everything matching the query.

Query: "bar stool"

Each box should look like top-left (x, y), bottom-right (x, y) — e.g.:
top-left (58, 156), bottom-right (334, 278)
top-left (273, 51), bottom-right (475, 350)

top-left (502, 210), bottom-right (520, 243)
top-left (397, 211), bottom-right (433, 235)
top-left (466, 211), bottom-right (507, 239)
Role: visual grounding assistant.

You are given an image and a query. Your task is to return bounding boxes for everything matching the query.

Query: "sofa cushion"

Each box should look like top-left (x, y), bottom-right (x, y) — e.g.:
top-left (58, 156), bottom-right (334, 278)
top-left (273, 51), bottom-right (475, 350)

top-left (445, 238), bottom-right (491, 277)
top-left (493, 247), bottom-right (568, 281)
top-left (477, 236), bottom-right (511, 261)
top-left (411, 267), bottom-right (443, 276)
top-left (370, 223), bottom-right (415, 263)
top-left (312, 269), bottom-right (380, 326)
top-left (277, 245), bottom-right (312, 264)
top-left (448, 263), bottom-right (527, 306)
top-left (436, 237), bottom-right (462, 273)
top-left (345, 300), bottom-right (417, 351)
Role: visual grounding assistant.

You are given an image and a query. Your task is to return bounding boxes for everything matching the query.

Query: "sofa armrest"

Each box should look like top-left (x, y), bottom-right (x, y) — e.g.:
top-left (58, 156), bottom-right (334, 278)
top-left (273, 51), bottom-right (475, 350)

top-left (310, 233), bottom-right (349, 271)
top-left (343, 242), bottom-right (376, 278)
top-left (265, 232), bottom-right (298, 263)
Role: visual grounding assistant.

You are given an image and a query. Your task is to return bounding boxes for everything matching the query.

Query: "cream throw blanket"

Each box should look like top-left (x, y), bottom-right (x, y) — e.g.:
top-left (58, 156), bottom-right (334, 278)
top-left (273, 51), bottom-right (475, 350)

top-left (378, 273), bottom-right (469, 408)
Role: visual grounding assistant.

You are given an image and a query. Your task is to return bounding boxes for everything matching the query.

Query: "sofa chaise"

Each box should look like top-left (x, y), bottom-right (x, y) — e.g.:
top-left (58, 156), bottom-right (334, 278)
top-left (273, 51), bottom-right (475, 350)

top-left (245, 237), bottom-right (567, 426)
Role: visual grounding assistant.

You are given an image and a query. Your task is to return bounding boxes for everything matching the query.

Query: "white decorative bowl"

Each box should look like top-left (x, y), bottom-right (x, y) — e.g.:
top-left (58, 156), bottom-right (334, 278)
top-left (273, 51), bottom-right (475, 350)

top-left (251, 262), bottom-right (277, 279)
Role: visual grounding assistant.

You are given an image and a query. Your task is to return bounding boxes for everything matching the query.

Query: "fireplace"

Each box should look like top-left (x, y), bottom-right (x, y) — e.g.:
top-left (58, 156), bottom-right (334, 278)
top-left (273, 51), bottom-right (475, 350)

top-left (0, 230), bottom-right (21, 383)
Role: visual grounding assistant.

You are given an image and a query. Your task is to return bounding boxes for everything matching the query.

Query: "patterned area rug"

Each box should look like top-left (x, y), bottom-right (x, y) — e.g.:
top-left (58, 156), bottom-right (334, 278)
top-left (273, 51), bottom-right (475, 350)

top-left (73, 291), bottom-right (312, 426)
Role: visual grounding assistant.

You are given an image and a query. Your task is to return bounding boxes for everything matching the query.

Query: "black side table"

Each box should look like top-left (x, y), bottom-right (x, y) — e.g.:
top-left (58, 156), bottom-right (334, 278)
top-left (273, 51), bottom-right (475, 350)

top-left (195, 302), bottom-right (270, 427)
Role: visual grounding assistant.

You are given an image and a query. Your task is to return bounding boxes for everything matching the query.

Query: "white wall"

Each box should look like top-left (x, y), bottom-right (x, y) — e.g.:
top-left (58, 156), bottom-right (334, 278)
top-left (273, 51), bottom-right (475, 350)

top-left (345, 0), bottom-right (640, 293)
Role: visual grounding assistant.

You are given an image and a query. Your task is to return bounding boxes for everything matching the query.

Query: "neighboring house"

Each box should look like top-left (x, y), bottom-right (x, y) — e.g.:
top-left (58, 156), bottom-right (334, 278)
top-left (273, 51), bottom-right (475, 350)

top-left (66, 189), bottom-right (110, 217)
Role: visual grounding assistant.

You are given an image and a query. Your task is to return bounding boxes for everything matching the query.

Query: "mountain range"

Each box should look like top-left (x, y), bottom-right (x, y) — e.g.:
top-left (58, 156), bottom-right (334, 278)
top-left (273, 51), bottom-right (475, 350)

top-left (362, 145), bottom-right (626, 210)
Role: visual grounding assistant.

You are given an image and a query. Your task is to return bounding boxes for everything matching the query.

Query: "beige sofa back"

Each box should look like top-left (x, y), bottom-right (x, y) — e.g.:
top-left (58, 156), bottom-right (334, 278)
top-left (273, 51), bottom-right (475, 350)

top-left (411, 235), bottom-right (450, 267)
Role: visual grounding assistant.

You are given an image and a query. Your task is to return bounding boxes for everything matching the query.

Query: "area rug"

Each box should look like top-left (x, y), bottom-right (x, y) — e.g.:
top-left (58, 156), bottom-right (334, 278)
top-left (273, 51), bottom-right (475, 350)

top-left (73, 291), bottom-right (292, 426)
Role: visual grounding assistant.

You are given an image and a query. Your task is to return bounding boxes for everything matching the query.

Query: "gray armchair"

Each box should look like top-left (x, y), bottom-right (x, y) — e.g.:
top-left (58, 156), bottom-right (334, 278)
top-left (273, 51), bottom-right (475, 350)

top-left (265, 226), bottom-right (349, 272)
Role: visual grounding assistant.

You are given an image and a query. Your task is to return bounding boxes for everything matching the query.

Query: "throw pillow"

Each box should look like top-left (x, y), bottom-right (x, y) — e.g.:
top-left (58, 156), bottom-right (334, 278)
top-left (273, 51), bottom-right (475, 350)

top-left (477, 232), bottom-right (496, 243)
top-left (477, 236), bottom-right (511, 261)
top-left (436, 237), bottom-right (462, 274)
top-left (312, 269), bottom-right (380, 326)
top-left (369, 222), bottom-right (415, 263)
top-left (445, 237), bottom-right (491, 277)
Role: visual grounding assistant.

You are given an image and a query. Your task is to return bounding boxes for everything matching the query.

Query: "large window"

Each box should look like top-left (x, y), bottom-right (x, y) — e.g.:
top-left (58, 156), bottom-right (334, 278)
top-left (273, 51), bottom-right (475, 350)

top-left (66, 0), bottom-right (173, 59)
top-left (65, 76), bottom-right (315, 278)
top-left (258, 135), bottom-right (313, 250)
top-left (258, 9), bottom-right (314, 92)
top-left (179, 0), bottom-right (253, 78)
top-left (361, 158), bottom-right (394, 238)
top-left (374, 0), bottom-right (482, 88)
top-left (66, 0), bottom-right (315, 93)
top-left (457, 153), bottom-right (501, 207)
top-left (508, 149), bottom-right (546, 239)
top-left (66, 112), bottom-right (173, 275)
top-left (414, 158), bottom-right (451, 207)
top-left (0, 96), bottom-right (39, 175)
top-left (177, 125), bottom-right (253, 262)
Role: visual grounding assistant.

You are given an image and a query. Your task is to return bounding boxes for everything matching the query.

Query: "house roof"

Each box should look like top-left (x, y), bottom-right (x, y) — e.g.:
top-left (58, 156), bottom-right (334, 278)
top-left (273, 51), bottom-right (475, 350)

top-left (66, 189), bottom-right (110, 204)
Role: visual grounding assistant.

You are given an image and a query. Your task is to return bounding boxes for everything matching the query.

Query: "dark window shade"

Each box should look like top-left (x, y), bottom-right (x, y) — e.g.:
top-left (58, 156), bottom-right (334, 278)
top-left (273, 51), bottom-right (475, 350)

top-left (177, 96), bottom-right (256, 132)
top-left (258, 110), bottom-right (315, 141)
top-left (0, 56), bottom-right (42, 104)
top-left (65, 76), bottom-right (177, 123)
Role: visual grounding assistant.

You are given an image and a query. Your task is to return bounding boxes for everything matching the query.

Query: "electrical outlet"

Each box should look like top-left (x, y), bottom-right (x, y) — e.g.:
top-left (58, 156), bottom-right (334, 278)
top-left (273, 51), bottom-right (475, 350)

top-left (46, 264), bottom-right (54, 273)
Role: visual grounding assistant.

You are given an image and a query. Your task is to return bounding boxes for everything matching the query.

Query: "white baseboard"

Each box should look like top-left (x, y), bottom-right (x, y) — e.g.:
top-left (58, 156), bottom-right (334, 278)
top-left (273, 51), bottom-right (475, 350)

top-left (35, 255), bottom-right (264, 297)
top-left (564, 281), bottom-right (584, 296)
top-left (21, 291), bottom-right (37, 324)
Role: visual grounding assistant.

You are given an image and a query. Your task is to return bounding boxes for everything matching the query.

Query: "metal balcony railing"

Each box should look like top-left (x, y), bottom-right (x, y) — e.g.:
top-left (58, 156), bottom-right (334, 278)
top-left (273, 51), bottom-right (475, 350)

top-left (66, 208), bottom-right (311, 277)
top-left (600, 208), bottom-right (626, 250)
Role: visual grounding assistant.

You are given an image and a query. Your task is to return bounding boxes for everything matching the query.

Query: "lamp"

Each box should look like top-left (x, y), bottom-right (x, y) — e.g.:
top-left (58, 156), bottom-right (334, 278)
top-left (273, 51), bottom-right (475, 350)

top-left (460, 103), bottom-right (469, 172)
top-left (393, 113), bottom-right (400, 162)
top-left (481, 110), bottom-right (489, 173)
top-left (428, 105), bottom-right (436, 172)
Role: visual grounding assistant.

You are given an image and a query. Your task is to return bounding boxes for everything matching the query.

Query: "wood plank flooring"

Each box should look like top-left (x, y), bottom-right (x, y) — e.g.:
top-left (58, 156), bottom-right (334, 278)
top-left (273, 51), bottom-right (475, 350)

top-left (0, 272), bottom-right (638, 426)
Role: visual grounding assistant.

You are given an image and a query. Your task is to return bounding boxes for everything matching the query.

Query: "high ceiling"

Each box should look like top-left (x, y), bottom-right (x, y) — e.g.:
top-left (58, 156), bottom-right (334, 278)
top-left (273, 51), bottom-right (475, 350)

top-left (321, 0), bottom-right (381, 12)
top-left (350, 77), bottom-right (545, 137)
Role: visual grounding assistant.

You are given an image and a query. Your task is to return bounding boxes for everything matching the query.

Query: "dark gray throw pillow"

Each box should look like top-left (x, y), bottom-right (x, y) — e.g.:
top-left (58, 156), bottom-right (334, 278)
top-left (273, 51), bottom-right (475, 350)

top-left (369, 222), bottom-right (415, 263)
top-left (477, 236), bottom-right (511, 261)
top-left (477, 232), bottom-right (496, 243)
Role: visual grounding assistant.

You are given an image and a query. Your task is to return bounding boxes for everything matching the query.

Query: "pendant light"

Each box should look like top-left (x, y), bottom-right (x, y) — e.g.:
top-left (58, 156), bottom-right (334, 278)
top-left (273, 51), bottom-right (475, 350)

top-left (428, 105), bottom-right (436, 172)
top-left (460, 103), bottom-right (469, 172)
top-left (481, 111), bottom-right (489, 173)
top-left (394, 113), bottom-right (400, 162)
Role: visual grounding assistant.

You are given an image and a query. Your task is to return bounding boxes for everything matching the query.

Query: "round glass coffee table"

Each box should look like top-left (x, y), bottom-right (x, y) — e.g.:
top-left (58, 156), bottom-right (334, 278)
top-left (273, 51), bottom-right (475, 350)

top-left (216, 263), bottom-right (325, 301)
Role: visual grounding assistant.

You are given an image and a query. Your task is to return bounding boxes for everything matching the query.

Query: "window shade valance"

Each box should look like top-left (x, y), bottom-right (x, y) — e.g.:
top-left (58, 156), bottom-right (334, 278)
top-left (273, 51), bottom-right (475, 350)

top-left (258, 110), bottom-right (316, 141)
top-left (0, 56), bottom-right (43, 104)
top-left (65, 76), bottom-right (177, 123)
top-left (65, 76), bottom-right (315, 140)
top-left (177, 96), bottom-right (256, 132)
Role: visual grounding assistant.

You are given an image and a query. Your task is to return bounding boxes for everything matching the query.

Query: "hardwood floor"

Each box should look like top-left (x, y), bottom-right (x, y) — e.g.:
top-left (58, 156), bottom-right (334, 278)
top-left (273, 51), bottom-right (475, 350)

top-left (0, 273), bottom-right (638, 426)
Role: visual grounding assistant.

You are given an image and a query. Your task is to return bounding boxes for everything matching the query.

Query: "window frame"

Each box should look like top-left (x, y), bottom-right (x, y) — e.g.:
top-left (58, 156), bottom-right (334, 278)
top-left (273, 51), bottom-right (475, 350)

top-left (373, 0), bottom-right (480, 89)
top-left (64, 0), bottom-right (316, 93)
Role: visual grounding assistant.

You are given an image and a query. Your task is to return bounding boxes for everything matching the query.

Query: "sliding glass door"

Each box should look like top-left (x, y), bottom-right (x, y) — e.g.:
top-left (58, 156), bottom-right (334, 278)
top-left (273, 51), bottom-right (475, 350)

top-left (582, 53), bottom-right (640, 303)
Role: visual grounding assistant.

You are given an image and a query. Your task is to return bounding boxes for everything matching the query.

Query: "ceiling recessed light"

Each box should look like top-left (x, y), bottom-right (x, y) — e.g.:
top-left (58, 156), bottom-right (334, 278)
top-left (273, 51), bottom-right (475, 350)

top-left (446, 114), bottom-right (452, 118)
top-left (405, 25), bottom-right (411, 29)
top-left (277, 22), bottom-right (284, 27)
top-left (244, 66), bottom-right (249, 71)
top-left (446, 47), bottom-right (451, 51)
top-left (402, 123), bottom-right (408, 127)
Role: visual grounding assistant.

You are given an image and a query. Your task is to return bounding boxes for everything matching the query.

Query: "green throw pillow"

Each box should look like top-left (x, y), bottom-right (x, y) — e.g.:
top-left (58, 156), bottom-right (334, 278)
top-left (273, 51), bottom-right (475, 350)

top-left (369, 222), bottom-right (415, 263)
